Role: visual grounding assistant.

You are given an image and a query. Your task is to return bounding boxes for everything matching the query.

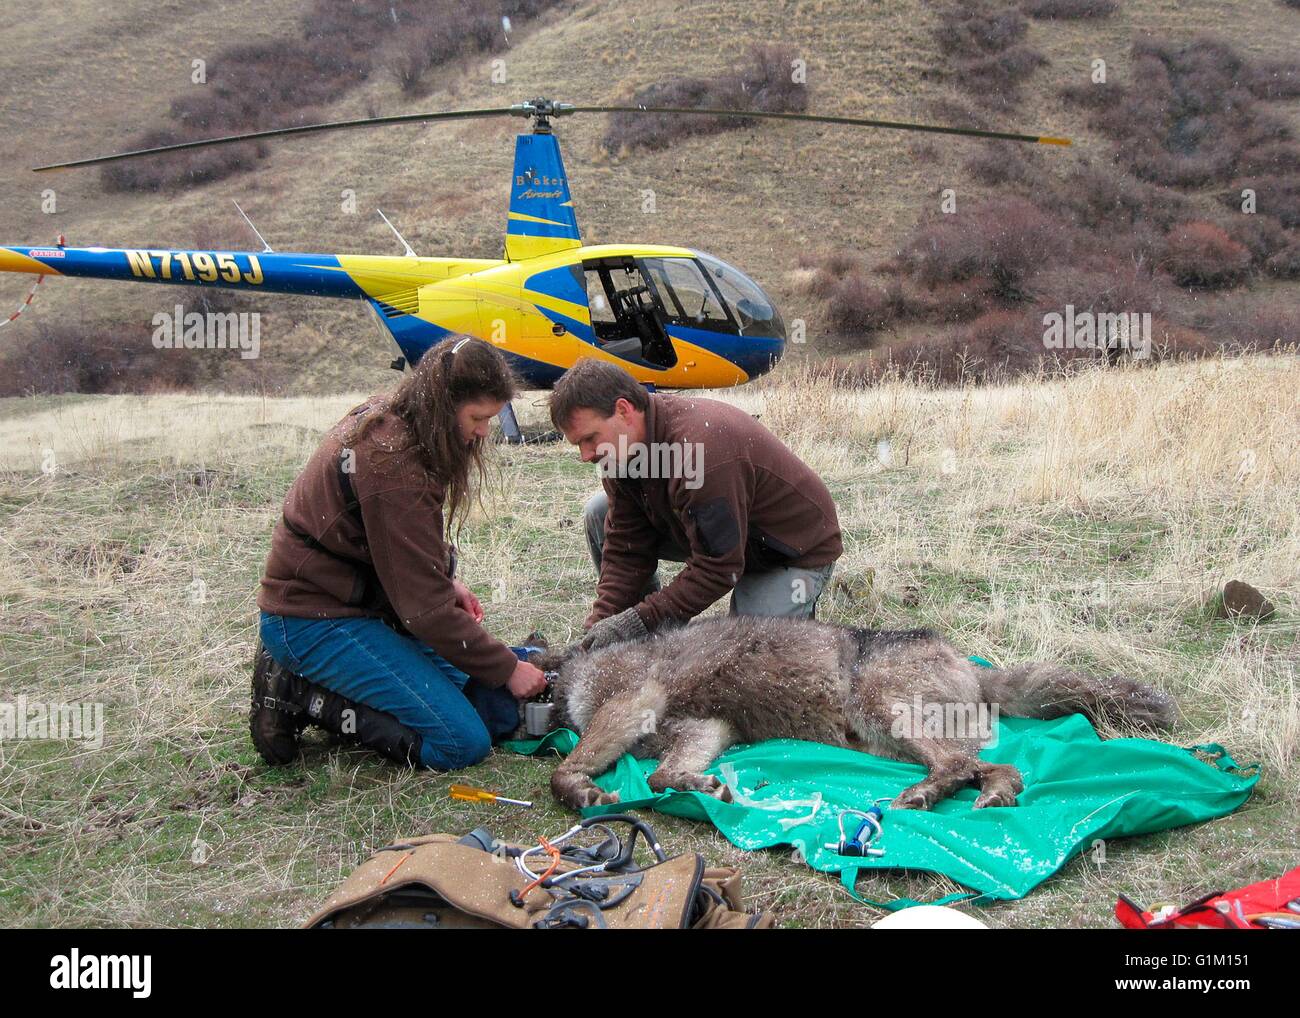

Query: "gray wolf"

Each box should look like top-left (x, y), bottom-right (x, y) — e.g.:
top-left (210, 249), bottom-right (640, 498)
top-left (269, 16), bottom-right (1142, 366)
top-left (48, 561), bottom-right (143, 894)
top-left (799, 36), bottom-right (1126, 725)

top-left (533, 616), bottom-right (1177, 811)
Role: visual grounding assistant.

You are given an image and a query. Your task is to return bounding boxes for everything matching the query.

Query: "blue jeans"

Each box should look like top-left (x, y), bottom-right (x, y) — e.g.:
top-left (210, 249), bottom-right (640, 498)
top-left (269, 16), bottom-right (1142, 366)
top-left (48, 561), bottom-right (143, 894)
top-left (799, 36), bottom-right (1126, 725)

top-left (258, 611), bottom-right (521, 771)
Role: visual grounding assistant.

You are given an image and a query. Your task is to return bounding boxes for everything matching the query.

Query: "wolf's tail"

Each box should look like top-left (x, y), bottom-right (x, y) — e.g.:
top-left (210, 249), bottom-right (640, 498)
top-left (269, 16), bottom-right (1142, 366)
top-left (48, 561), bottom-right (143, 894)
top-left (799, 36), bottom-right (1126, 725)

top-left (977, 662), bottom-right (1177, 731)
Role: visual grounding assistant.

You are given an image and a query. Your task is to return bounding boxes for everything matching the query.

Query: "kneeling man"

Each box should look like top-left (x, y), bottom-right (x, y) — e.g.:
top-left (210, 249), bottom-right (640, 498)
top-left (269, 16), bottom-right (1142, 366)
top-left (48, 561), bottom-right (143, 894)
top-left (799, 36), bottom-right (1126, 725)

top-left (549, 359), bottom-right (843, 650)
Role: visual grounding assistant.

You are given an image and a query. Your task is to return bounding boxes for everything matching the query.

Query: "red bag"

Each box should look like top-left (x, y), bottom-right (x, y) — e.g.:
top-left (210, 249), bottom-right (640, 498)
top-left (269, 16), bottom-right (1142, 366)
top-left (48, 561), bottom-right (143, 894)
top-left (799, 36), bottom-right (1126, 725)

top-left (1116, 866), bottom-right (1300, 929)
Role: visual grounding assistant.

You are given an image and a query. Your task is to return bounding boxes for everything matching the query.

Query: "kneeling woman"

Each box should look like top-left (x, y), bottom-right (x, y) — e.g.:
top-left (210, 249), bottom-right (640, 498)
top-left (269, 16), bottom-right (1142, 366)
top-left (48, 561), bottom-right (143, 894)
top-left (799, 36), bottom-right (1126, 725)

top-left (254, 336), bottom-right (547, 769)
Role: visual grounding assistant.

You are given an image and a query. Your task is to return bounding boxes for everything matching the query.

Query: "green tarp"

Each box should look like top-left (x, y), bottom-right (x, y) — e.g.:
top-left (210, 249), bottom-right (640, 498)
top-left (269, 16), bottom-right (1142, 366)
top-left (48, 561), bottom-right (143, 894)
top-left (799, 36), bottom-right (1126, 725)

top-left (504, 714), bottom-right (1258, 905)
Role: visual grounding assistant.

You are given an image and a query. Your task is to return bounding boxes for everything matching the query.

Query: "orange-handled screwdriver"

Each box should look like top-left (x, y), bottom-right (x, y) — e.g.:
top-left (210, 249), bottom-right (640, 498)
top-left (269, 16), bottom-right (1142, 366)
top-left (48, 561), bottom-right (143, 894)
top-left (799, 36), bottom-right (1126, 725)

top-left (449, 783), bottom-right (533, 807)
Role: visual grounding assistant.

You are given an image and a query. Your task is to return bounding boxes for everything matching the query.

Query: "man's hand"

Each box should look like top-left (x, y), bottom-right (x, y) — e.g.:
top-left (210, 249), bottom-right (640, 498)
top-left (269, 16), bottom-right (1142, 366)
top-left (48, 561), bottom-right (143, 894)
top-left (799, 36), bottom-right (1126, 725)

top-left (581, 606), bottom-right (649, 651)
top-left (452, 578), bottom-right (484, 623)
top-left (506, 659), bottom-right (548, 699)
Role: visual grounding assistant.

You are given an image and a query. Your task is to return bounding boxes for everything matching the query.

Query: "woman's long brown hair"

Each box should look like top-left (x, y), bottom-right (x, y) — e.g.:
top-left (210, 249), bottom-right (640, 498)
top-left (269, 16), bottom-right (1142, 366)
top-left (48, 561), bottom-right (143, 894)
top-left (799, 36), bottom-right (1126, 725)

top-left (346, 336), bottom-right (518, 538)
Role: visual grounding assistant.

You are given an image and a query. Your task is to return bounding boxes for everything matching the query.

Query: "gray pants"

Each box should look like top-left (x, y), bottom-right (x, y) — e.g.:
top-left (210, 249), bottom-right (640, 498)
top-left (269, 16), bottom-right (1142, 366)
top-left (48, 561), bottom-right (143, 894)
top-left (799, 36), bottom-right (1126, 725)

top-left (583, 490), bottom-right (835, 619)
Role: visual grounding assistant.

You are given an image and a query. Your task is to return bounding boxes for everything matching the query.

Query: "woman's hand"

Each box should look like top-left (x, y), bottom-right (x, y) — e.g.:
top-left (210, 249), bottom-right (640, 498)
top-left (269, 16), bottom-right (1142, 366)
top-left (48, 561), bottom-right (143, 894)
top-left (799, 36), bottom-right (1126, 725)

top-left (452, 578), bottom-right (484, 623)
top-left (506, 659), bottom-right (548, 699)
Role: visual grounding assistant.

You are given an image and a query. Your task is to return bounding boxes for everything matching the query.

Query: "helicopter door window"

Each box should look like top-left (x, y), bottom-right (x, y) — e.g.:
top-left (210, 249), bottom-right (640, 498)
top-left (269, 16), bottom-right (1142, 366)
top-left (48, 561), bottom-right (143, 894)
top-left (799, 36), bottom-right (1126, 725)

top-left (586, 269), bottom-right (617, 327)
top-left (641, 257), bottom-right (731, 332)
top-left (581, 260), bottom-right (677, 369)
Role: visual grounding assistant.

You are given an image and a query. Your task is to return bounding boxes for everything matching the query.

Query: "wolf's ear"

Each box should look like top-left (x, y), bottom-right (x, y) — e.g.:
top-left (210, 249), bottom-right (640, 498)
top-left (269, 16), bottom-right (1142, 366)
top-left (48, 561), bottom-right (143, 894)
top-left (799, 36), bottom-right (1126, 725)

top-left (521, 630), bottom-right (549, 650)
top-left (529, 642), bottom-right (581, 672)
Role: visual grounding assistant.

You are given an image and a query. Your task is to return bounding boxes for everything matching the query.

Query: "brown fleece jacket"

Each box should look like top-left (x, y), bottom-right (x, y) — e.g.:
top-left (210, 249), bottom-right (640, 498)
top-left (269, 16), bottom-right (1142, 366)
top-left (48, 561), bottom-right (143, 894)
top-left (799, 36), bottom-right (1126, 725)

top-left (257, 402), bottom-right (518, 686)
top-left (589, 393), bottom-right (843, 629)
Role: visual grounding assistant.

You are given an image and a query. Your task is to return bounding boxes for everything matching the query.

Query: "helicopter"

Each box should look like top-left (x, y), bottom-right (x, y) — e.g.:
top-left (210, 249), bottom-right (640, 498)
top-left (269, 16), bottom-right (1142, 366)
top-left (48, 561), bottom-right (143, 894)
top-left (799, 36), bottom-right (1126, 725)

top-left (0, 98), bottom-right (1068, 432)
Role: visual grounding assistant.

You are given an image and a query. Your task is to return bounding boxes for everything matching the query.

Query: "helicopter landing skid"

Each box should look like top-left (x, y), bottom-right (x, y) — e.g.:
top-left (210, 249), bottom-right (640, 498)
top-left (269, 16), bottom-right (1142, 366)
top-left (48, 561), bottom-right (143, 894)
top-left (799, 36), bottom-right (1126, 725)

top-left (495, 402), bottom-right (562, 446)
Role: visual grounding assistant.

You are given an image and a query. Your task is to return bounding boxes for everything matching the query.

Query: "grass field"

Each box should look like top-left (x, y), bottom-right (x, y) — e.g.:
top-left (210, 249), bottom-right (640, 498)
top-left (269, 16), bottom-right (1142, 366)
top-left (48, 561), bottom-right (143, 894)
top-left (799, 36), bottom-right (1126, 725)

top-left (0, 355), bottom-right (1295, 927)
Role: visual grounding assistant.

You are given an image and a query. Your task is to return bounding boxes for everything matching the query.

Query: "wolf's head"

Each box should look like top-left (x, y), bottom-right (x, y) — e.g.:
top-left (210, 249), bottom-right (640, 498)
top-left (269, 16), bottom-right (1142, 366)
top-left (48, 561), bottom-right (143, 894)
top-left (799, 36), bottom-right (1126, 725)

top-left (516, 632), bottom-right (586, 732)
top-left (525, 641), bottom-right (582, 675)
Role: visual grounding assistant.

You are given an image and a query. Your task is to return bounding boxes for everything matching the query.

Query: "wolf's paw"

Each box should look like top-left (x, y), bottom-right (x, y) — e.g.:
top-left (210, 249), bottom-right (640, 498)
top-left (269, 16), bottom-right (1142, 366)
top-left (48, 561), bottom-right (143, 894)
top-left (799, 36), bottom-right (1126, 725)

top-left (892, 787), bottom-right (932, 810)
top-left (582, 788), bottom-right (620, 807)
top-left (973, 789), bottom-right (1017, 808)
top-left (707, 778), bottom-right (733, 803)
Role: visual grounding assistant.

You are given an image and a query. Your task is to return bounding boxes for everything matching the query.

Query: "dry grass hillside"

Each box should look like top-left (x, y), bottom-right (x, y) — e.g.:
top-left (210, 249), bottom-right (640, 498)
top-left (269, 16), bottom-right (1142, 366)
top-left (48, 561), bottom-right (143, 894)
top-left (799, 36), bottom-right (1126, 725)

top-left (0, 356), bottom-right (1295, 926)
top-left (1, 0), bottom-right (1298, 391)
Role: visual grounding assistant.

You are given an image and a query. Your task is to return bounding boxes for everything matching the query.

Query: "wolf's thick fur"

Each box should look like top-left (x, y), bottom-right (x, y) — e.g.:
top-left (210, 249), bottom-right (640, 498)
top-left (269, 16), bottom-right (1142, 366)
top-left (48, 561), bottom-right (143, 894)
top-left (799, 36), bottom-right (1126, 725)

top-left (534, 616), bottom-right (1177, 811)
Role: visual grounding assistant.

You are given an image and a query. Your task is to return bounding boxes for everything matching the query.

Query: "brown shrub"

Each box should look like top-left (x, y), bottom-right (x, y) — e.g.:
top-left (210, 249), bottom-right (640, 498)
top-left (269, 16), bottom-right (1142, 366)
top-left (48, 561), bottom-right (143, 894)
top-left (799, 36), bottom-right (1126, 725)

top-left (896, 197), bottom-right (1065, 299)
top-left (823, 272), bottom-right (895, 337)
top-left (0, 322), bottom-right (203, 396)
top-left (804, 267), bottom-right (840, 299)
top-left (878, 278), bottom-right (927, 321)
top-left (1236, 143), bottom-right (1300, 176)
top-left (1063, 38), bottom-right (1288, 190)
top-left (1127, 144), bottom-right (1237, 190)
top-left (1232, 174), bottom-right (1300, 228)
top-left (102, 30), bottom-right (370, 191)
top-left (1237, 111), bottom-right (1294, 151)
top-left (932, 6), bottom-right (1027, 56)
top-left (601, 45), bottom-right (807, 155)
top-left (944, 45), bottom-right (1048, 99)
top-left (104, 0), bottom-right (563, 191)
top-left (1222, 213), bottom-right (1291, 266)
top-left (1095, 223), bottom-right (1170, 271)
top-left (909, 281), bottom-right (992, 324)
top-left (1245, 59), bottom-right (1300, 100)
top-left (389, 35), bottom-right (443, 98)
top-left (1265, 242), bottom-right (1300, 279)
top-left (386, 7), bottom-right (505, 96)
top-left (1057, 80), bottom-right (1120, 112)
top-left (1160, 221), bottom-right (1252, 288)
top-left (878, 301), bottom-right (1270, 385)
top-left (1031, 259), bottom-right (1169, 323)
top-left (102, 134), bottom-right (264, 192)
top-left (928, 4), bottom-right (1045, 109)
top-left (918, 96), bottom-right (997, 132)
top-left (962, 146), bottom-right (1045, 188)
top-left (953, 310), bottom-right (1051, 370)
top-left (1022, 0), bottom-right (1116, 17)
top-left (882, 310), bottom-right (1053, 385)
top-left (820, 252), bottom-right (864, 275)
top-left (802, 251), bottom-right (864, 297)
top-left (797, 253), bottom-right (930, 343)
top-left (1045, 161), bottom-right (1191, 230)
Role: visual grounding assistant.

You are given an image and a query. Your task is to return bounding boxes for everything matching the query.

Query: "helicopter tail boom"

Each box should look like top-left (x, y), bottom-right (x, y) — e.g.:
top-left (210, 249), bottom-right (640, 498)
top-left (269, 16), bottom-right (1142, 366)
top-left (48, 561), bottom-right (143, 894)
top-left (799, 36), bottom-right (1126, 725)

top-left (0, 245), bottom-right (503, 302)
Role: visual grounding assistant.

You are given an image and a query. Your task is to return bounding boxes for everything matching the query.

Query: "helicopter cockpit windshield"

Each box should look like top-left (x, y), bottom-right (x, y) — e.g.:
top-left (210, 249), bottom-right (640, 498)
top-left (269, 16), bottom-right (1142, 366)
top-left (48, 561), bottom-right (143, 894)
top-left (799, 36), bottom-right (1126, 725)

top-left (630, 253), bottom-right (786, 342)
top-left (689, 252), bottom-right (786, 340)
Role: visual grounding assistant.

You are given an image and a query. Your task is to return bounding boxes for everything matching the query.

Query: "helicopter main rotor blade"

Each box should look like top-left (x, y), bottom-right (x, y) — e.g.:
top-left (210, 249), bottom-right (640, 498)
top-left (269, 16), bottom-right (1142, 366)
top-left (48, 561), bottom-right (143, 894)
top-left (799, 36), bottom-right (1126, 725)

top-left (32, 98), bottom-right (1068, 172)
top-left (573, 104), bottom-right (1070, 145)
top-left (31, 106), bottom-right (519, 172)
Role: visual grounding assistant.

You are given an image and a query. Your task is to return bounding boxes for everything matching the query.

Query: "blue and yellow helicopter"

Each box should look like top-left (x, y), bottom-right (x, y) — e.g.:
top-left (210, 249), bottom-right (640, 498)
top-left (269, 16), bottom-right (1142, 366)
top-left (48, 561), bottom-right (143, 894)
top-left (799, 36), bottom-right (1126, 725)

top-left (1, 99), bottom-right (1068, 399)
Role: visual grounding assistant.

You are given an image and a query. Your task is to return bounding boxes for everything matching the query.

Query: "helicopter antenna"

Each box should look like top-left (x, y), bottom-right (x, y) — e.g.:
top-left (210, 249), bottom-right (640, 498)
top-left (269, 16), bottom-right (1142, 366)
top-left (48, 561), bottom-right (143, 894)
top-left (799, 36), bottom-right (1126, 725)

top-left (232, 200), bottom-right (274, 252)
top-left (376, 208), bottom-right (418, 258)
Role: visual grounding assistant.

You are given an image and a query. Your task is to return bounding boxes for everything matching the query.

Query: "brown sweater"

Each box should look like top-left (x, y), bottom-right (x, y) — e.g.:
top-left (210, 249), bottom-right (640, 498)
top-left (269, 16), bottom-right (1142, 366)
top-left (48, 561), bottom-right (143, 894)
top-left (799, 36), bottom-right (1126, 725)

top-left (257, 403), bottom-right (519, 686)
top-left (590, 393), bottom-right (843, 629)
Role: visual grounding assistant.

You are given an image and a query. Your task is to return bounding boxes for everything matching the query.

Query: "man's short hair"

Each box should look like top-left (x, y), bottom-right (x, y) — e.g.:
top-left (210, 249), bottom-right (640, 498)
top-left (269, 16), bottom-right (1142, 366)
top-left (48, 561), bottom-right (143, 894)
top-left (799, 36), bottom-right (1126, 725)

top-left (549, 358), bottom-right (650, 430)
